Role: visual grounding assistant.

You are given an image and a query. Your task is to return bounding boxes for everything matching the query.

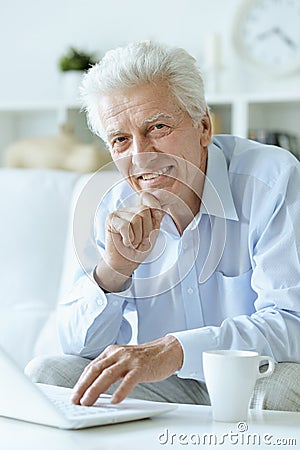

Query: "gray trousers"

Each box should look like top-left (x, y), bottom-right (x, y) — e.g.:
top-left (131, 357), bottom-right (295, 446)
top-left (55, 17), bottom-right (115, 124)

top-left (25, 354), bottom-right (300, 412)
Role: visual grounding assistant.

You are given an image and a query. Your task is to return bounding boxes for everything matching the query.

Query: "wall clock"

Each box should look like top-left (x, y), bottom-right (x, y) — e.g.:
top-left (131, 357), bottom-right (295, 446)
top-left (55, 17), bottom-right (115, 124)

top-left (232, 0), bottom-right (300, 75)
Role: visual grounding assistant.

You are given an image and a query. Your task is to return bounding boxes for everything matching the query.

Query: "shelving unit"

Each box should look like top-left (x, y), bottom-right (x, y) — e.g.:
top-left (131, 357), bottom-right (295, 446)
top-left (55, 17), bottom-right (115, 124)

top-left (0, 101), bottom-right (96, 166)
top-left (1, 92), bottom-right (299, 165)
top-left (207, 92), bottom-right (300, 158)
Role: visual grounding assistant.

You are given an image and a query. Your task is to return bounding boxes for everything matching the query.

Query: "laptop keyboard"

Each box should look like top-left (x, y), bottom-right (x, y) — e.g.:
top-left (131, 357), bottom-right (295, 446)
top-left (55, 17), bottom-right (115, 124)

top-left (51, 398), bottom-right (120, 418)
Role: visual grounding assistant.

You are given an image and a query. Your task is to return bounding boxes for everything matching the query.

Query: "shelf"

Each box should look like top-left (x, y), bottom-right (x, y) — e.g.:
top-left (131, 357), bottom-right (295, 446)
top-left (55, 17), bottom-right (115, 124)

top-left (0, 101), bottom-right (62, 112)
top-left (1, 91), bottom-right (300, 112)
top-left (207, 91), bottom-right (300, 104)
top-left (207, 94), bottom-right (300, 151)
top-left (0, 92), bottom-right (299, 163)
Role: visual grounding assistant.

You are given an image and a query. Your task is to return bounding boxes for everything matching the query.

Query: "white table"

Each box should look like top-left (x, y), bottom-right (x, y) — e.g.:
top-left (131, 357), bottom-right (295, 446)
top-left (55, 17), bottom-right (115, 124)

top-left (1, 405), bottom-right (299, 450)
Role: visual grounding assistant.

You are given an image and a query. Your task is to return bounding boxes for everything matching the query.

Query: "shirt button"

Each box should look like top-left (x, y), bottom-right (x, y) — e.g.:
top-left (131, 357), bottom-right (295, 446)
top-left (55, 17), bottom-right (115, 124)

top-left (182, 243), bottom-right (188, 250)
top-left (112, 301), bottom-right (118, 306)
top-left (187, 287), bottom-right (194, 295)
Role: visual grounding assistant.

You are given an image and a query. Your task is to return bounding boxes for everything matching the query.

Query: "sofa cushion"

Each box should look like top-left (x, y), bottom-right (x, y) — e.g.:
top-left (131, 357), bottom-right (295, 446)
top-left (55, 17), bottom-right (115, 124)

top-left (0, 168), bottom-right (81, 368)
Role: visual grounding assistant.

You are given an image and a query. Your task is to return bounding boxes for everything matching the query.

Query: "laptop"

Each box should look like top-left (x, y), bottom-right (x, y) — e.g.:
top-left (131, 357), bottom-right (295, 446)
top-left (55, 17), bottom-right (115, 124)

top-left (0, 347), bottom-right (176, 429)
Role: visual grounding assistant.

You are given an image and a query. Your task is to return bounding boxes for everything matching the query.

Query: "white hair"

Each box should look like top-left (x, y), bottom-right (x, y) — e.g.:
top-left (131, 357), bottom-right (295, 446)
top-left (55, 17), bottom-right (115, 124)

top-left (80, 41), bottom-right (207, 142)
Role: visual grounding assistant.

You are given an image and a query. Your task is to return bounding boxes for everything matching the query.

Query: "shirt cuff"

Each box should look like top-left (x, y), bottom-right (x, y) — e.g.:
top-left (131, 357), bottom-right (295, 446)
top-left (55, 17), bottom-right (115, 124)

top-left (92, 267), bottom-right (133, 297)
top-left (169, 326), bottom-right (220, 381)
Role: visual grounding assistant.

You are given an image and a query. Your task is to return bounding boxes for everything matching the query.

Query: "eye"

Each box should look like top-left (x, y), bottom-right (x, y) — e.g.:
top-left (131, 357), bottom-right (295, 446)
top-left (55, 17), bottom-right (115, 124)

top-left (111, 136), bottom-right (127, 148)
top-left (115, 136), bottom-right (126, 143)
top-left (154, 123), bottom-right (165, 130)
top-left (109, 135), bottom-right (130, 155)
top-left (149, 122), bottom-right (171, 137)
top-left (149, 123), bottom-right (169, 135)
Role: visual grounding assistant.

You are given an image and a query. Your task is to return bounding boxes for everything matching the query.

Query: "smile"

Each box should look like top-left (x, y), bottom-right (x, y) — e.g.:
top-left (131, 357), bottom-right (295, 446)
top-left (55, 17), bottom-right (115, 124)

top-left (137, 166), bottom-right (172, 181)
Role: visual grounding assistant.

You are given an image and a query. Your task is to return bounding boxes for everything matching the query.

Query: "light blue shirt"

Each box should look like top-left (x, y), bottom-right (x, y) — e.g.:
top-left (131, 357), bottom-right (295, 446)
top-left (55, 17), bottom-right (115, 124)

top-left (58, 135), bottom-right (300, 380)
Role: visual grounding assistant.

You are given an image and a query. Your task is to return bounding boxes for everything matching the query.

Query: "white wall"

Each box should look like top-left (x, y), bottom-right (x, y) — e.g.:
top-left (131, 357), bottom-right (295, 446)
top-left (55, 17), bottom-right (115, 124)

top-left (1, 0), bottom-right (300, 106)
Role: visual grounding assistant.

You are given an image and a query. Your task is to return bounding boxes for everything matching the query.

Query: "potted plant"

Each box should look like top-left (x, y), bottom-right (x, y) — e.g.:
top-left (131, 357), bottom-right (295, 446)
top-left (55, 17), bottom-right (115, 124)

top-left (59, 47), bottom-right (97, 72)
top-left (58, 47), bottom-right (97, 103)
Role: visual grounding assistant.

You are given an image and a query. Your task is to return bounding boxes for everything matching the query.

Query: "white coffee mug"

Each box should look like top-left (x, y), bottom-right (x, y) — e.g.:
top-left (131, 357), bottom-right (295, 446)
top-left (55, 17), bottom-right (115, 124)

top-left (202, 350), bottom-right (275, 422)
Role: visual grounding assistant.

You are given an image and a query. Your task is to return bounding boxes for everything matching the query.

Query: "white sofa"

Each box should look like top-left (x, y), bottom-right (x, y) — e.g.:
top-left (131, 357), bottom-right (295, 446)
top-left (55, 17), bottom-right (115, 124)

top-left (0, 167), bottom-right (121, 369)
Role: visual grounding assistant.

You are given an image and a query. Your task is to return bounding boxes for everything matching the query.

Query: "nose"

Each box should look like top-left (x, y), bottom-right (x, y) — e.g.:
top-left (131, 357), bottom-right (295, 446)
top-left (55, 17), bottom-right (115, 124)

top-left (131, 135), bottom-right (157, 168)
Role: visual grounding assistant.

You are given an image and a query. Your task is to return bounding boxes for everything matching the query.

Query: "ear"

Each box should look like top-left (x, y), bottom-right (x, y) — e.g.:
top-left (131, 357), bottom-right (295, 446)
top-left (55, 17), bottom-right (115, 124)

top-left (199, 109), bottom-right (212, 147)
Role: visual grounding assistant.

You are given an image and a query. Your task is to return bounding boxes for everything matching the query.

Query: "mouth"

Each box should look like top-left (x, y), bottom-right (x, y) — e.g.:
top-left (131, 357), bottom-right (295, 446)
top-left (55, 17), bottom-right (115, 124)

top-left (136, 165), bottom-right (173, 181)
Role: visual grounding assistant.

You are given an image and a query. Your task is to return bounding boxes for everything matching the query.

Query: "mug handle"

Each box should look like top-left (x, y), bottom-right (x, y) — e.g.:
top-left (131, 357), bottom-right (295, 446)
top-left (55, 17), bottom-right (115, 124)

top-left (257, 356), bottom-right (275, 379)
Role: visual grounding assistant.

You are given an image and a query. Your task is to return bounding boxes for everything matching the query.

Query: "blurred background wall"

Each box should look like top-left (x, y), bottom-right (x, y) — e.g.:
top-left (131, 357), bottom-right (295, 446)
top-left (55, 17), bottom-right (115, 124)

top-left (2, 0), bottom-right (299, 103)
top-left (1, 0), bottom-right (299, 169)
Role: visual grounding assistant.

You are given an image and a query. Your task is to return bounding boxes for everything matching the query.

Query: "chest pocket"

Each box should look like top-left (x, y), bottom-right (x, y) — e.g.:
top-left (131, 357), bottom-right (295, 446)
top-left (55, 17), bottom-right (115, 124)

top-left (200, 269), bottom-right (257, 325)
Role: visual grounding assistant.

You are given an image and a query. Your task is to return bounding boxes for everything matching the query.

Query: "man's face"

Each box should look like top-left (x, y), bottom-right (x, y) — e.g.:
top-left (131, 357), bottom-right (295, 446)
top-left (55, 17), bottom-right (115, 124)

top-left (98, 82), bottom-right (211, 212)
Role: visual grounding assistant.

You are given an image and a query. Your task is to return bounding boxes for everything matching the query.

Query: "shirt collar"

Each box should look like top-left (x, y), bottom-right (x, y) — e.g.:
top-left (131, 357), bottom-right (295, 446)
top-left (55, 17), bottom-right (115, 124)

top-left (161, 141), bottom-right (239, 236)
top-left (200, 141), bottom-right (239, 221)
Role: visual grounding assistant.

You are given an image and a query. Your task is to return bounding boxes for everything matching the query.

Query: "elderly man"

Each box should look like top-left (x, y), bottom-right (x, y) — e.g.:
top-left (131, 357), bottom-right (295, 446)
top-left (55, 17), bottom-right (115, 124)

top-left (26, 41), bottom-right (300, 411)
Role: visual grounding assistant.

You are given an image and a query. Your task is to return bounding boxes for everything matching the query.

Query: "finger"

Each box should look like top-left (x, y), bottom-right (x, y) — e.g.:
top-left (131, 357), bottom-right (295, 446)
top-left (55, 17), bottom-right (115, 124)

top-left (108, 215), bottom-right (134, 247)
top-left (71, 354), bottom-right (115, 404)
top-left (128, 212), bottom-right (143, 247)
top-left (71, 364), bottom-right (100, 404)
top-left (151, 208), bottom-right (164, 230)
top-left (80, 362), bottom-right (126, 406)
top-left (108, 209), bottom-right (152, 249)
top-left (139, 192), bottom-right (164, 228)
top-left (127, 206), bottom-right (155, 245)
top-left (139, 191), bottom-right (161, 209)
top-left (134, 207), bottom-right (153, 241)
top-left (110, 370), bottom-right (140, 404)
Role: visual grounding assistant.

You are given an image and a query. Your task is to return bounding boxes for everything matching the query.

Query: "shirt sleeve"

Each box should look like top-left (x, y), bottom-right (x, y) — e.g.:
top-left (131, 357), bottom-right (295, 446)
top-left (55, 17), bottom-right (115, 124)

top-left (58, 269), bottom-right (133, 359)
top-left (57, 196), bottom-right (134, 359)
top-left (172, 163), bottom-right (300, 381)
